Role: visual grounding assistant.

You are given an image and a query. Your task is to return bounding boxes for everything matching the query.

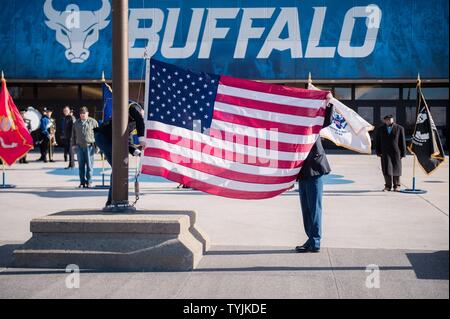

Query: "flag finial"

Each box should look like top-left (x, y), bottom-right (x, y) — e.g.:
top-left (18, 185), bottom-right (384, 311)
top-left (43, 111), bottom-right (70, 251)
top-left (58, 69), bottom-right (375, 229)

top-left (102, 71), bottom-right (105, 82)
top-left (1, 71), bottom-right (4, 81)
top-left (308, 72), bottom-right (312, 85)
top-left (417, 73), bottom-right (421, 87)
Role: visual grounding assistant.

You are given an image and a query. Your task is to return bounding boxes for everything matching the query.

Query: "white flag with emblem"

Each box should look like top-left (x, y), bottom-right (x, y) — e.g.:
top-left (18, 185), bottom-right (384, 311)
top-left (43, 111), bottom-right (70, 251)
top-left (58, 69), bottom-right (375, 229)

top-left (309, 83), bottom-right (374, 154)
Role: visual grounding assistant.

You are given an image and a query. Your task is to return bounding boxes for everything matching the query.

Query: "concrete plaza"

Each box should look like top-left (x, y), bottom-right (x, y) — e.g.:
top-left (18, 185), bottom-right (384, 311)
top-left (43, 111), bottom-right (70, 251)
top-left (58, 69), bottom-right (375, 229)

top-left (0, 151), bottom-right (448, 299)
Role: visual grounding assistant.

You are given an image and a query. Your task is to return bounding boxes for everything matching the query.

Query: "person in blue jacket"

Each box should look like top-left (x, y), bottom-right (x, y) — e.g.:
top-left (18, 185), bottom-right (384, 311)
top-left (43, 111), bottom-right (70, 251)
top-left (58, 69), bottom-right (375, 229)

top-left (38, 108), bottom-right (55, 163)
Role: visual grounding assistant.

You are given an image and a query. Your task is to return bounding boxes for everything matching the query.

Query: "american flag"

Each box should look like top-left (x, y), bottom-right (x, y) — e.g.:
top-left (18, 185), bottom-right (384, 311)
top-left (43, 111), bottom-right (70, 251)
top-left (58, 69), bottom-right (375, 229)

top-left (141, 59), bottom-right (329, 200)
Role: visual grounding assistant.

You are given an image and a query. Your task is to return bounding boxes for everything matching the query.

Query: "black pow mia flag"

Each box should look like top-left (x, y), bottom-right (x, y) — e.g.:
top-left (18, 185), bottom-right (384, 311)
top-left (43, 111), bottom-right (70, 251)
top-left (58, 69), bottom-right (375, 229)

top-left (408, 86), bottom-right (445, 175)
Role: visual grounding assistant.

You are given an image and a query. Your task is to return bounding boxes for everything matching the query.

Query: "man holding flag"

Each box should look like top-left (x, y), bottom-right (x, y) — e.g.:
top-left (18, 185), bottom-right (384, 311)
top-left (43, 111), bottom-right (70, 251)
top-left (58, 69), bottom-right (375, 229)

top-left (0, 73), bottom-right (34, 166)
top-left (295, 100), bottom-right (334, 253)
top-left (94, 81), bottom-right (146, 208)
top-left (141, 59), bottom-right (335, 252)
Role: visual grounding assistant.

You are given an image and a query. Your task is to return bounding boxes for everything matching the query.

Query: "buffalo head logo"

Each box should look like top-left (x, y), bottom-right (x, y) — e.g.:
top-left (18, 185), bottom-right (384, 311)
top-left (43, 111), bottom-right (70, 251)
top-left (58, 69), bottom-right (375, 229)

top-left (44, 0), bottom-right (111, 63)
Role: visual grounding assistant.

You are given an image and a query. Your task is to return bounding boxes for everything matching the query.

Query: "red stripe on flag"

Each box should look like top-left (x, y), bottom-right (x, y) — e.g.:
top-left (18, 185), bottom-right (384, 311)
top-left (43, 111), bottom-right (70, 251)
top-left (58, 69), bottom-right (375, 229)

top-left (220, 76), bottom-right (330, 100)
top-left (146, 130), bottom-right (304, 169)
top-left (215, 93), bottom-right (326, 118)
top-left (213, 110), bottom-right (324, 135)
top-left (141, 165), bottom-right (293, 200)
top-left (145, 149), bottom-right (298, 184)
top-left (208, 128), bottom-right (315, 153)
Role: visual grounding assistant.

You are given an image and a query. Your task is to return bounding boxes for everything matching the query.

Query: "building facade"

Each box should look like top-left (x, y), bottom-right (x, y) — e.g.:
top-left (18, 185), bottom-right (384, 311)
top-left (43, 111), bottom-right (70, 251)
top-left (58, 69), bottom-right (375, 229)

top-left (1, 0), bottom-right (448, 147)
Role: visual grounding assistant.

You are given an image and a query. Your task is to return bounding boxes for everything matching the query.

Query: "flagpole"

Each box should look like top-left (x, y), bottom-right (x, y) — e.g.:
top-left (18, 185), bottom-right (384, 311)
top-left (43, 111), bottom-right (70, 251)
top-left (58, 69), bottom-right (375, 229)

top-left (95, 71), bottom-right (110, 190)
top-left (1, 162), bottom-right (16, 189)
top-left (401, 74), bottom-right (427, 195)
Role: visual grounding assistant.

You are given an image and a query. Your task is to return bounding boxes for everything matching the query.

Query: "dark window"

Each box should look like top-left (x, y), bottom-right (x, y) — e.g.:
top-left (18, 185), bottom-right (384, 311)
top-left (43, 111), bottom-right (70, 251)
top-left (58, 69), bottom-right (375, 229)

top-left (355, 86), bottom-right (399, 100)
top-left (82, 85), bottom-right (102, 100)
top-left (334, 87), bottom-right (352, 100)
top-left (356, 107), bottom-right (374, 124)
top-left (130, 82), bottom-right (146, 104)
top-left (38, 85), bottom-right (78, 100)
top-left (403, 87), bottom-right (449, 100)
top-left (8, 85), bottom-right (34, 99)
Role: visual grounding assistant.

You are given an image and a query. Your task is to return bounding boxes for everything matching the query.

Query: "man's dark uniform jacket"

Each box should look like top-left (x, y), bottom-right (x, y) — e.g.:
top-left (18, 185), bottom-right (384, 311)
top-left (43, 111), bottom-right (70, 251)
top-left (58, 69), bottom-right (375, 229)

top-left (297, 105), bottom-right (334, 180)
top-left (94, 101), bottom-right (145, 155)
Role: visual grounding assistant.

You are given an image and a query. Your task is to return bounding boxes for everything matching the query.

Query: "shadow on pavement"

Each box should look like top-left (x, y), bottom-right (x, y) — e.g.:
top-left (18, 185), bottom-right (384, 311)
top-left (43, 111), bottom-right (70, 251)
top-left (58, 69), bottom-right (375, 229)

top-left (0, 247), bottom-right (447, 279)
top-left (281, 190), bottom-right (383, 197)
top-left (406, 251), bottom-right (449, 280)
top-left (0, 188), bottom-right (108, 198)
top-left (206, 249), bottom-right (295, 255)
top-left (193, 265), bottom-right (413, 273)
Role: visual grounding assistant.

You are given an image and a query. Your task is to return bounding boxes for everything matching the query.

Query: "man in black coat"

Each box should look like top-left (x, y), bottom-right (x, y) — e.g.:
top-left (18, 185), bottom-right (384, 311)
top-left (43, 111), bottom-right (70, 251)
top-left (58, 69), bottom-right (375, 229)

top-left (295, 101), bottom-right (334, 253)
top-left (62, 106), bottom-right (76, 169)
top-left (375, 115), bottom-right (407, 192)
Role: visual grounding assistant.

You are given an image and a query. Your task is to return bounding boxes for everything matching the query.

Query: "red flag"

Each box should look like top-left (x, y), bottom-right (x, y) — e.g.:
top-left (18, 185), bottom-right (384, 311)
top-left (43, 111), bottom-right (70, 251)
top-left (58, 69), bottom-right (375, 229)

top-left (0, 77), bottom-right (34, 166)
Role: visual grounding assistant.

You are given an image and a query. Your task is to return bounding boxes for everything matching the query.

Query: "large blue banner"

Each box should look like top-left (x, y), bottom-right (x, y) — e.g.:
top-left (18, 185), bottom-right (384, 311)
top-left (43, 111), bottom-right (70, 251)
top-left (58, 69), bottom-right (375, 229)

top-left (0, 0), bottom-right (448, 80)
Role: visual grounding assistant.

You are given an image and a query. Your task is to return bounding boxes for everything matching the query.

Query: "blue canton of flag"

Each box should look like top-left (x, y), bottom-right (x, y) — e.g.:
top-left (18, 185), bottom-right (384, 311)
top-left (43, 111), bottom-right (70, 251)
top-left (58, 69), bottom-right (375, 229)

top-left (148, 59), bottom-right (220, 134)
top-left (102, 82), bottom-right (113, 122)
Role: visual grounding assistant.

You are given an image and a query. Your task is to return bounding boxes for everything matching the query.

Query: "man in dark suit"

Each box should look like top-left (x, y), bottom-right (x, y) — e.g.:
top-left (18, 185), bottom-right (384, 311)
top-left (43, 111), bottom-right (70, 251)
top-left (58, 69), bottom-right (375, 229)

top-left (375, 115), bottom-right (407, 192)
top-left (295, 101), bottom-right (334, 253)
top-left (62, 106), bottom-right (76, 169)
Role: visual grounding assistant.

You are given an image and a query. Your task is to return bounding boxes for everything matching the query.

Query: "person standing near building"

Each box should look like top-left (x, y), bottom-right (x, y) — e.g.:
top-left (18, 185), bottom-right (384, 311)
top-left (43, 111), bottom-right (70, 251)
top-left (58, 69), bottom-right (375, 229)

top-left (71, 107), bottom-right (98, 188)
top-left (295, 100), bottom-right (334, 254)
top-left (38, 108), bottom-right (55, 163)
top-left (376, 115), bottom-right (407, 192)
top-left (61, 106), bottom-right (76, 169)
top-left (19, 108), bottom-right (32, 164)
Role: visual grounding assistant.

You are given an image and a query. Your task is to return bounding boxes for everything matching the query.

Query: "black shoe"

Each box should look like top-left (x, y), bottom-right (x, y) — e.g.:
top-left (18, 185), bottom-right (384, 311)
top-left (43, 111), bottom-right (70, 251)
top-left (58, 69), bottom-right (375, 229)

top-left (43, 159), bottom-right (48, 163)
top-left (383, 187), bottom-right (391, 192)
top-left (295, 244), bottom-right (320, 253)
top-left (85, 183), bottom-right (93, 189)
top-left (49, 160), bottom-right (55, 163)
top-left (78, 183), bottom-right (85, 189)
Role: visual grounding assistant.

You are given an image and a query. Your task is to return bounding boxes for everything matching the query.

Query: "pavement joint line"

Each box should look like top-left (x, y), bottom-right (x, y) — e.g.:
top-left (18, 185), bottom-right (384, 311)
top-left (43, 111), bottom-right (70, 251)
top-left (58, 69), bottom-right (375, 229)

top-left (172, 270), bottom-right (194, 299)
top-left (418, 194), bottom-right (449, 217)
top-left (400, 182), bottom-right (449, 217)
top-left (326, 248), bottom-right (342, 299)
